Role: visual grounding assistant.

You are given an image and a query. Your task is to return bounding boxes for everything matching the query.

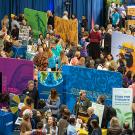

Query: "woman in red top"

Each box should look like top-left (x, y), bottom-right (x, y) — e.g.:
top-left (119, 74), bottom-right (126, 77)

top-left (88, 25), bottom-right (101, 59)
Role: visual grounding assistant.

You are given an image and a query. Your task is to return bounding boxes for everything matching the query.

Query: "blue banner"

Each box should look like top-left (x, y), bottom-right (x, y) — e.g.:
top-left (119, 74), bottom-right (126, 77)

top-left (38, 66), bottom-right (122, 111)
top-left (38, 71), bottom-right (64, 101)
top-left (62, 66), bottom-right (122, 111)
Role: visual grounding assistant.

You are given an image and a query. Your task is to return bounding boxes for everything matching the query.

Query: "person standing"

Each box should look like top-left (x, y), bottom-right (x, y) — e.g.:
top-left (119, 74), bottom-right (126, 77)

top-left (11, 25), bottom-right (19, 40)
top-left (63, 11), bottom-right (69, 20)
top-left (87, 107), bottom-right (99, 135)
top-left (108, 2), bottom-right (116, 23)
top-left (132, 94), bottom-right (135, 133)
top-left (112, 8), bottom-right (120, 28)
top-left (81, 16), bottom-right (88, 31)
top-left (74, 90), bottom-right (92, 121)
top-left (88, 25), bottom-right (101, 59)
top-left (58, 109), bottom-right (70, 135)
top-left (119, 4), bottom-right (126, 28)
top-left (104, 29), bottom-right (112, 54)
top-left (46, 89), bottom-right (61, 118)
top-left (23, 80), bottom-right (39, 109)
top-left (38, 34), bottom-right (45, 46)
top-left (47, 10), bottom-right (54, 29)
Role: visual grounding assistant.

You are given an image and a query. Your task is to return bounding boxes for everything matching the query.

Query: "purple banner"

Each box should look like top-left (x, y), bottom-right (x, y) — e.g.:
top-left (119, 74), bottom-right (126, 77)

top-left (0, 58), bottom-right (34, 94)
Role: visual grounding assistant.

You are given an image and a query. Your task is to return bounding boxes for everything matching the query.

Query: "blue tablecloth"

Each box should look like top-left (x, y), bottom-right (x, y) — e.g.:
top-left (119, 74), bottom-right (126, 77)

top-left (12, 45), bottom-right (27, 58)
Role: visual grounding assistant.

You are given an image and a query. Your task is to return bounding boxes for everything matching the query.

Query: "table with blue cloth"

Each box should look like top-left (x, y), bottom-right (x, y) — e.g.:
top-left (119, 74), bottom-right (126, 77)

top-left (12, 45), bottom-right (27, 58)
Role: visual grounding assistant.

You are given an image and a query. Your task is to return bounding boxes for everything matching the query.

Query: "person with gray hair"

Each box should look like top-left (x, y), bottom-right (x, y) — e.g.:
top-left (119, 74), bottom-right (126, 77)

top-left (23, 80), bottom-right (39, 109)
top-left (87, 107), bottom-right (99, 135)
top-left (63, 11), bottom-right (69, 20)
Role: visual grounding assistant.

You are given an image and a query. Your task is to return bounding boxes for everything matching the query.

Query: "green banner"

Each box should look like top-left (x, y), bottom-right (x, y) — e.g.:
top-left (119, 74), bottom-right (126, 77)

top-left (107, 0), bottom-right (122, 6)
top-left (24, 8), bottom-right (48, 39)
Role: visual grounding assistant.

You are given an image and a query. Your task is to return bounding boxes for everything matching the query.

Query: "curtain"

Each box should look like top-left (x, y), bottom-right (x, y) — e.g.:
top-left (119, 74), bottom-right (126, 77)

top-left (53, 0), bottom-right (65, 17)
top-left (0, 0), bottom-right (104, 29)
top-left (12, 0), bottom-right (54, 15)
top-left (0, 0), bottom-right (10, 25)
top-left (72, 0), bottom-right (104, 29)
top-left (91, 0), bottom-right (104, 27)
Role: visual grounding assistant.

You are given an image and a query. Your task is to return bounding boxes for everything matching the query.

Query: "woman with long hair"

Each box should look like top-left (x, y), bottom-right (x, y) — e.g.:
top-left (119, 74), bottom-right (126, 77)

top-left (46, 47), bottom-right (56, 71)
top-left (46, 89), bottom-right (60, 118)
top-left (58, 51), bottom-right (69, 70)
top-left (44, 116), bottom-right (58, 135)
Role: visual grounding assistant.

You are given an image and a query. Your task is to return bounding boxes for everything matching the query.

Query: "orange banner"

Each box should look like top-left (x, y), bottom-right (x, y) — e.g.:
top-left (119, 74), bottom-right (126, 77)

top-left (127, 7), bottom-right (135, 16)
top-left (54, 16), bottom-right (78, 45)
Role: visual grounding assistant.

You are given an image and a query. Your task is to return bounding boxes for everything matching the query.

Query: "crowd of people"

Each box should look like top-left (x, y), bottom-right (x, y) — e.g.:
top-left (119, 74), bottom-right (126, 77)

top-left (18, 84), bottom-right (134, 135)
top-left (0, 1), bottom-right (135, 135)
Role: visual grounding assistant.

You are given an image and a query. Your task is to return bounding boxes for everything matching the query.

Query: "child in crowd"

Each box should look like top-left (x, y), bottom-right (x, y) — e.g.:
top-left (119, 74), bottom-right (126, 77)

top-left (70, 51), bottom-right (80, 66)
top-left (80, 31), bottom-right (89, 57)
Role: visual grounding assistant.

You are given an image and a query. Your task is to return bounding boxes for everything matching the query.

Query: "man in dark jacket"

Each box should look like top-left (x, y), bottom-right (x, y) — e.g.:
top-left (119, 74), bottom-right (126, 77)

top-left (23, 80), bottom-right (39, 109)
top-left (47, 11), bottom-right (54, 29)
top-left (11, 25), bottom-right (19, 40)
top-left (74, 90), bottom-right (92, 117)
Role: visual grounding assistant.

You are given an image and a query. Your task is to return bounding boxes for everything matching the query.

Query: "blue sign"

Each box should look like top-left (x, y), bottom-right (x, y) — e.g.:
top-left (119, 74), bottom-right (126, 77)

top-left (62, 66), bottom-right (122, 111)
top-left (38, 66), bottom-right (122, 111)
top-left (38, 71), bottom-right (64, 100)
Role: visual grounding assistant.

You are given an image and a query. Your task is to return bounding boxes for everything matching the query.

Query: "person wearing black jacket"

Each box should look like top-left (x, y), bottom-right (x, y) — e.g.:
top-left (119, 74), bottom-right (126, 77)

top-left (97, 96), bottom-right (108, 128)
top-left (97, 95), bottom-right (117, 129)
top-left (23, 80), bottom-right (39, 109)
top-left (47, 10), bottom-right (54, 29)
top-left (11, 25), bottom-right (19, 40)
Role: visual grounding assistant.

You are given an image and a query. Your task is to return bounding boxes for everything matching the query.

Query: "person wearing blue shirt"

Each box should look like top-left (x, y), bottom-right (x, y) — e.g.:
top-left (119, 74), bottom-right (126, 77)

top-left (112, 8), bottom-right (120, 28)
top-left (48, 53), bottom-right (56, 70)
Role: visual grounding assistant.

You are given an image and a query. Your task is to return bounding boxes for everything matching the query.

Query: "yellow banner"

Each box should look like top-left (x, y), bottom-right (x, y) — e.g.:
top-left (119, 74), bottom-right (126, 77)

top-left (127, 7), bottom-right (135, 16)
top-left (54, 16), bottom-right (78, 45)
